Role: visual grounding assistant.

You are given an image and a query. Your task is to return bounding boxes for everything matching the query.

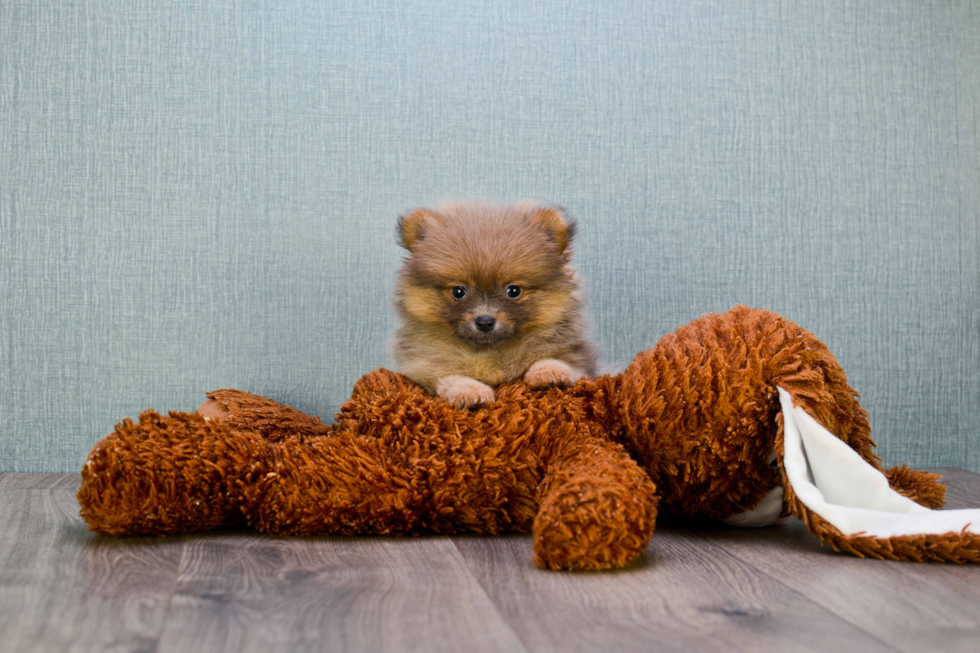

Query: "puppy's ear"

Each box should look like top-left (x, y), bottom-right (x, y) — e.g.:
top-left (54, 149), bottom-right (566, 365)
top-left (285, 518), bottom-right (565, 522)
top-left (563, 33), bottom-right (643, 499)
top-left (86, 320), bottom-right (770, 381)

top-left (529, 206), bottom-right (576, 258)
top-left (397, 208), bottom-right (440, 253)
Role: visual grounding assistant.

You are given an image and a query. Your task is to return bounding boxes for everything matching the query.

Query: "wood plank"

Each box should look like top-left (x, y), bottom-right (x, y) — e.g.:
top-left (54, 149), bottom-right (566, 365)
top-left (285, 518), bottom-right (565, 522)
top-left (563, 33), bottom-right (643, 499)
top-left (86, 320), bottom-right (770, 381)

top-left (452, 530), bottom-right (896, 653)
top-left (928, 468), bottom-right (980, 508)
top-left (2, 469), bottom-right (978, 652)
top-left (155, 533), bottom-right (528, 653)
top-left (682, 469), bottom-right (980, 653)
top-left (0, 474), bottom-right (182, 653)
top-left (0, 472), bottom-right (83, 491)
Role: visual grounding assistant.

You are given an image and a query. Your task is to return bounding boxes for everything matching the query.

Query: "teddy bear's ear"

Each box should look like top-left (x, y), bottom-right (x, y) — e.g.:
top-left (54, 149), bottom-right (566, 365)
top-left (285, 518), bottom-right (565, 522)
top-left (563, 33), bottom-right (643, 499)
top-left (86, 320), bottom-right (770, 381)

top-left (397, 208), bottom-right (441, 253)
top-left (528, 205), bottom-right (576, 258)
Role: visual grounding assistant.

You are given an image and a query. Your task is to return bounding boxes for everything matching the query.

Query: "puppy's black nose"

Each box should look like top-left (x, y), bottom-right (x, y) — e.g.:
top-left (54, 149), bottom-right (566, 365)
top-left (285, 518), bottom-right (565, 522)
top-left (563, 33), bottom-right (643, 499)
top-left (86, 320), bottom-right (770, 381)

top-left (475, 315), bottom-right (496, 332)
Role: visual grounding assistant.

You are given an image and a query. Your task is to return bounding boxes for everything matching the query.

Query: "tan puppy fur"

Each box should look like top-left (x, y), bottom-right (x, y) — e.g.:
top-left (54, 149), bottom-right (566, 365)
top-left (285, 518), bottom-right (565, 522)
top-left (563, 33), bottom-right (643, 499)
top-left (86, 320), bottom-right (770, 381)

top-left (393, 200), bottom-right (598, 408)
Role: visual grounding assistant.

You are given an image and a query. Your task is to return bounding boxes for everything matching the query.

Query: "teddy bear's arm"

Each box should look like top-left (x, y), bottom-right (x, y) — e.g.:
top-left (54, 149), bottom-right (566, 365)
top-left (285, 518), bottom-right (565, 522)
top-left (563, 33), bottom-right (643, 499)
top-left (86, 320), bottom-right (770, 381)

top-left (532, 437), bottom-right (658, 570)
top-left (78, 410), bottom-right (264, 536)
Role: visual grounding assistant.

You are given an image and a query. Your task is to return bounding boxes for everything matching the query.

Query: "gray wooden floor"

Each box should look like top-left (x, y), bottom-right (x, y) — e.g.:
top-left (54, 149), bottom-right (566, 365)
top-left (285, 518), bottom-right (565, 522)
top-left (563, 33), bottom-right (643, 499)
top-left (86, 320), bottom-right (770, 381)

top-left (1, 471), bottom-right (979, 653)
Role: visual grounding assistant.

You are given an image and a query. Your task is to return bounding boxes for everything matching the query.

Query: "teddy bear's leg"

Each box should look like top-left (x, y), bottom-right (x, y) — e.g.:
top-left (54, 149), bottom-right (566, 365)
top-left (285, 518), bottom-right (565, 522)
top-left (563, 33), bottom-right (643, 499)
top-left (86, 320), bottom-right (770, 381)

top-left (613, 306), bottom-right (979, 564)
top-left (78, 410), bottom-right (265, 536)
top-left (532, 438), bottom-right (658, 571)
top-left (752, 308), bottom-right (946, 511)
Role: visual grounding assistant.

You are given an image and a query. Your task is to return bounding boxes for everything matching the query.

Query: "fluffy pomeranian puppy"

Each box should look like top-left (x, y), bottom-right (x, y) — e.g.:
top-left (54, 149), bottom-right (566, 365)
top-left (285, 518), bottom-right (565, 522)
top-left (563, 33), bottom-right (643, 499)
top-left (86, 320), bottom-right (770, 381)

top-left (392, 200), bottom-right (598, 409)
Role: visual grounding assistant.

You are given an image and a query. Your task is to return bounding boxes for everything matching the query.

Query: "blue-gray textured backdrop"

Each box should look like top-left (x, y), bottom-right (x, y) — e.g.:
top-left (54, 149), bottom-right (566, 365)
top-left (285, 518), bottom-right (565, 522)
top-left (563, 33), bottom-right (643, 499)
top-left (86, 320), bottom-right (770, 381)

top-left (1, 0), bottom-right (978, 473)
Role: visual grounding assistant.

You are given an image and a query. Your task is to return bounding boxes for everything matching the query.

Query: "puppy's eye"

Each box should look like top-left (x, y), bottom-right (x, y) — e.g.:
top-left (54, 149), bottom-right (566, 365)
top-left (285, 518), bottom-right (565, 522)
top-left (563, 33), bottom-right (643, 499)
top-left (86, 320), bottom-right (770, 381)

top-left (451, 285), bottom-right (468, 300)
top-left (505, 284), bottom-right (522, 299)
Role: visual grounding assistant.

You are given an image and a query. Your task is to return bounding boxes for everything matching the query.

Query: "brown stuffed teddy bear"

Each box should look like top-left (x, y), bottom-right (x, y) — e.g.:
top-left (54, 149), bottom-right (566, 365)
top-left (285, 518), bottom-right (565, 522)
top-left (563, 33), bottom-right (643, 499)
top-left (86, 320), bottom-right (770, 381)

top-left (77, 306), bottom-right (980, 570)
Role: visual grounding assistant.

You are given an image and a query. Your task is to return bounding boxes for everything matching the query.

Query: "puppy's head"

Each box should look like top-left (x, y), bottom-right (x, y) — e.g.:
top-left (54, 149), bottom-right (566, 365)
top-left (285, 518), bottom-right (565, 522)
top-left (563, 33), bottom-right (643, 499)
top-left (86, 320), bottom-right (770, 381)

top-left (395, 201), bottom-right (578, 348)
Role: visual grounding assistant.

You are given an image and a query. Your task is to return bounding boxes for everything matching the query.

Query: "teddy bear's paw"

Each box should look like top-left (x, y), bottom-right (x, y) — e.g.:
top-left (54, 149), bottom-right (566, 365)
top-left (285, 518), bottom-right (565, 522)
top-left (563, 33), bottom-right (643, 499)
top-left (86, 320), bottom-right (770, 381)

top-left (435, 375), bottom-right (495, 409)
top-left (197, 398), bottom-right (231, 422)
top-left (524, 359), bottom-right (582, 389)
top-left (533, 475), bottom-right (658, 571)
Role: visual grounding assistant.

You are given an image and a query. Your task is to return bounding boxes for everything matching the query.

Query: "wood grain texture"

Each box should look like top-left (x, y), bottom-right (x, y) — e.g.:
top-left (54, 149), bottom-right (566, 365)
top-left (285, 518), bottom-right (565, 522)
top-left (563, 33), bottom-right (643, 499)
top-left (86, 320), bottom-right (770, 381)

top-left (2, 470), bottom-right (980, 652)
top-left (452, 532), bottom-right (892, 653)
top-left (155, 534), bottom-right (526, 653)
top-left (683, 468), bottom-right (980, 653)
top-left (0, 474), bottom-right (182, 653)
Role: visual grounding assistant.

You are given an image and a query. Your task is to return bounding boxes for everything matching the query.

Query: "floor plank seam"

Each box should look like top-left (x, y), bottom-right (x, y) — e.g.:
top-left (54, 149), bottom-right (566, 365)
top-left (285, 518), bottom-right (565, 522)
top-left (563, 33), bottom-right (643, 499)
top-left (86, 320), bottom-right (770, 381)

top-left (448, 537), bottom-right (535, 653)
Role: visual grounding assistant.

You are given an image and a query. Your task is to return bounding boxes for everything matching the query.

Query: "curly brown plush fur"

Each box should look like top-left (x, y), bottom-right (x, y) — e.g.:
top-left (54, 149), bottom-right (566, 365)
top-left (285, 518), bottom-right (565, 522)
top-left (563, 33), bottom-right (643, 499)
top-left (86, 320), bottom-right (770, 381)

top-left (78, 306), bottom-right (960, 570)
top-left (616, 307), bottom-right (875, 519)
top-left (80, 372), bottom-right (657, 570)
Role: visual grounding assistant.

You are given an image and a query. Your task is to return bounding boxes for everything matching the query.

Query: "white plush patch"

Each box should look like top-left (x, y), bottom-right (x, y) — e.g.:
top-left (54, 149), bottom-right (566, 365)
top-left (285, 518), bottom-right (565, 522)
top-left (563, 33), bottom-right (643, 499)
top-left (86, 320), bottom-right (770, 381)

top-left (778, 387), bottom-right (980, 538)
top-left (725, 485), bottom-right (785, 527)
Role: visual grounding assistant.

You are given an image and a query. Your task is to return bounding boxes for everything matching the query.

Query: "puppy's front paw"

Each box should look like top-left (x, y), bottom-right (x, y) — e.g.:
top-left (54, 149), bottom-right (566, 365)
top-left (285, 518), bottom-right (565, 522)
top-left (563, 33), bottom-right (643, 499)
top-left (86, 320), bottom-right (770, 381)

top-left (524, 359), bottom-right (582, 389)
top-left (435, 375), bottom-right (495, 409)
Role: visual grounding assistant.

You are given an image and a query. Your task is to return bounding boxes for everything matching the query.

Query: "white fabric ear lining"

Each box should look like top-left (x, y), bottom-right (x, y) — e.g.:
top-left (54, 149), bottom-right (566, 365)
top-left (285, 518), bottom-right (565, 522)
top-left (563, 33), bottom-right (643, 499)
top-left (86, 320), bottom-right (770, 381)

top-left (778, 387), bottom-right (980, 538)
